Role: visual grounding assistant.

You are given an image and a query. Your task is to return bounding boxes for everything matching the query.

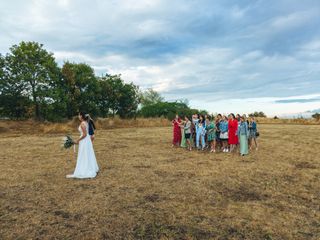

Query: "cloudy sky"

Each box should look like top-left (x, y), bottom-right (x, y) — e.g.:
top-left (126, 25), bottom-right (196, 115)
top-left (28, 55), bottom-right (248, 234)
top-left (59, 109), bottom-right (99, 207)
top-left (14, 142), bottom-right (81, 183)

top-left (1, 0), bottom-right (320, 116)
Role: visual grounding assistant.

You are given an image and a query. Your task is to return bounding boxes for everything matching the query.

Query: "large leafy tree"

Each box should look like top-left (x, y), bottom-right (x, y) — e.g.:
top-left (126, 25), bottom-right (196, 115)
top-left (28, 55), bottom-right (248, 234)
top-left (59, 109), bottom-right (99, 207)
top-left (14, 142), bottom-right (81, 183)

top-left (118, 82), bottom-right (140, 118)
top-left (97, 74), bottom-right (123, 117)
top-left (0, 53), bottom-right (32, 119)
top-left (3, 41), bottom-right (60, 120)
top-left (61, 62), bottom-right (81, 118)
top-left (42, 70), bottom-right (68, 121)
top-left (61, 62), bottom-right (100, 118)
top-left (96, 79), bottom-right (110, 117)
top-left (97, 74), bottom-right (140, 118)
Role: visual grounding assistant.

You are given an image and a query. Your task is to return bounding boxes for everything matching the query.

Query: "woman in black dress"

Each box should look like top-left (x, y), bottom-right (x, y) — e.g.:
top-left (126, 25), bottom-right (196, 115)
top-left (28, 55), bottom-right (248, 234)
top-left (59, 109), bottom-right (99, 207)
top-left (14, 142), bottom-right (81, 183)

top-left (215, 114), bottom-right (222, 151)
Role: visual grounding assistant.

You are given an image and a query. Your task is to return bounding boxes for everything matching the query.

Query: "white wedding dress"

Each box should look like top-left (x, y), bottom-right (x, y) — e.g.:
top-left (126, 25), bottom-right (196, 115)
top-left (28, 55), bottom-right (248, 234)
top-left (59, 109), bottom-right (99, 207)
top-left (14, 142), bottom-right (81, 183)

top-left (68, 122), bottom-right (99, 179)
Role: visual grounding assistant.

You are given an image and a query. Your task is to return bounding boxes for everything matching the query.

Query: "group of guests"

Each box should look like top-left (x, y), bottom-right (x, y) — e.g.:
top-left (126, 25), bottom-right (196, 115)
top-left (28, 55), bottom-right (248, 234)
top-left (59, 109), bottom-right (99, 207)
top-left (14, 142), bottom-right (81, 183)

top-left (172, 113), bottom-right (259, 156)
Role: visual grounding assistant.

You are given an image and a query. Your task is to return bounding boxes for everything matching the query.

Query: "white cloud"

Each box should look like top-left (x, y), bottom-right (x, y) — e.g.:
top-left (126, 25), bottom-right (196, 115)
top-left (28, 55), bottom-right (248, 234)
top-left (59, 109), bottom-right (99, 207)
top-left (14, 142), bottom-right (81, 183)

top-left (57, 0), bottom-right (71, 8)
top-left (270, 10), bottom-right (315, 31)
top-left (302, 40), bottom-right (320, 51)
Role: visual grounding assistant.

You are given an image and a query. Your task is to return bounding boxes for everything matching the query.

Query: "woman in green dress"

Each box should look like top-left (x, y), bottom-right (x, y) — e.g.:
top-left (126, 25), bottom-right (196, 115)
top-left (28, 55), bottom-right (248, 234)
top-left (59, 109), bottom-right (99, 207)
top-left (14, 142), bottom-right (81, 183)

top-left (180, 119), bottom-right (187, 148)
top-left (205, 116), bottom-right (216, 153)
top-left (237, 116), bottom-right (249, 156)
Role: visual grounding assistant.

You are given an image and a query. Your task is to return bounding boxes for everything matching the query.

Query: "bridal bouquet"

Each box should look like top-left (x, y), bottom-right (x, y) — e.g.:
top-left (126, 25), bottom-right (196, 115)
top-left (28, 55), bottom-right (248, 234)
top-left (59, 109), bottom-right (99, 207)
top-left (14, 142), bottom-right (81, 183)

top-left (62, 135), bottom-right (75, 149)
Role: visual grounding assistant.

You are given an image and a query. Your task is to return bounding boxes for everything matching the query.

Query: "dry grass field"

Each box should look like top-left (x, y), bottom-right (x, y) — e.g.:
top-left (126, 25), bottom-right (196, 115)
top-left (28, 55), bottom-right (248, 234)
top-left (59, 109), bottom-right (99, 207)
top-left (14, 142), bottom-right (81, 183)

top-left (0, 123), bottom-right (319, 239)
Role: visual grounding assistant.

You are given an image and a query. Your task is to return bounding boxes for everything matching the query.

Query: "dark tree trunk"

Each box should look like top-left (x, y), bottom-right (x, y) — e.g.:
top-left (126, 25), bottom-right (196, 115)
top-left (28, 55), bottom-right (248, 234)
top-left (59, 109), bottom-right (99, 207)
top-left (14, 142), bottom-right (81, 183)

top-left (33, 95), bottom-right (40, 120)
top-left (31, 84), bottom-right (40, 121)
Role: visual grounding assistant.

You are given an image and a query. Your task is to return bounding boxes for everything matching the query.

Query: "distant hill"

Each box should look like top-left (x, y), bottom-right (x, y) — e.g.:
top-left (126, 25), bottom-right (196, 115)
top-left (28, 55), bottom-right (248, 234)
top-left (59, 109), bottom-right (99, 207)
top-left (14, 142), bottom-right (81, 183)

top-left (306, 108), bottom-right (320, 113)
top-left (280, 108), bottom-right (320, 119)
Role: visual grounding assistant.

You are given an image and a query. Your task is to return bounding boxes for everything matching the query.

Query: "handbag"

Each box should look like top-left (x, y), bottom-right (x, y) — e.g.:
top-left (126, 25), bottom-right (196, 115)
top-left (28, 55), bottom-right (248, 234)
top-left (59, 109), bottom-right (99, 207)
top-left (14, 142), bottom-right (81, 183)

top-left (255, 131), bottom-right (260, 137)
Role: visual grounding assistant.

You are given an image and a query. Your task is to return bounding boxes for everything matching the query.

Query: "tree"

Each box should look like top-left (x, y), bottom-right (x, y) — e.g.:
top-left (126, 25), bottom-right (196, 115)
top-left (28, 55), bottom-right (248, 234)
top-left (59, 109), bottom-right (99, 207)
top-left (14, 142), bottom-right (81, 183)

top-left (61, 62), bottom-right (79, 119)
top-left (61, 62), bottom-right (100, 118)
top-left (312, 113), bottom-right (320, 121)
top-left (0, 54), bottom-right (3, 77)
top-left (178, 98), bottom-right (189, 107)
top-left (97, 74), bottom-right (140, 118)
top-left (41, 70), bottom-right (68, 121)
top-left (249, 111), bottom-right (267, 118)
top-left (117, 82), bottom-right (140, 118)
top-left (98, 74), bottom-right (124, 117)
top-left (4, 41), bottom-right (60, 120)
top-left (96, 78), bottom-right (111, 117)
top-left (140, 101), bottom-right (201, 119)
top-left (140, 88), bottom-right (164, 106)
top-left (0, 53), bottom-right (33, 119)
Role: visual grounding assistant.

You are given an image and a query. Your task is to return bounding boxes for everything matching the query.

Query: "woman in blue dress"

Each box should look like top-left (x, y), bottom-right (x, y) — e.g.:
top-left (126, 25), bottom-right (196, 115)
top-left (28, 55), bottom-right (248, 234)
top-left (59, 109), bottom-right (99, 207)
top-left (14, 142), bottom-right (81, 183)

top-left (248, 117), bottom-right (258, 150)
top-left (198, 121), bottom-right (206, 150)
top-left (219, 116), bottom-right (229, 153)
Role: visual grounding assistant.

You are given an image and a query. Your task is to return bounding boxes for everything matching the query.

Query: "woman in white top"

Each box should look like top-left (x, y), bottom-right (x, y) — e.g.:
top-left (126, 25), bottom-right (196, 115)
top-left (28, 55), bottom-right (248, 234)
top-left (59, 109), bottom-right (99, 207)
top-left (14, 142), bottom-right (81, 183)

top-left (66, 112), bottom-right (99, 179)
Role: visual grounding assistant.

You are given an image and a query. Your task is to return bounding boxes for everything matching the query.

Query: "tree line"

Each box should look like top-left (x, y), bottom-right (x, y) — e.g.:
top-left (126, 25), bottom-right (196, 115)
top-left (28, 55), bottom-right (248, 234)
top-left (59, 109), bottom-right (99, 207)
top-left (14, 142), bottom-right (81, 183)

top-left (0, 41), bottom-right (207, 121)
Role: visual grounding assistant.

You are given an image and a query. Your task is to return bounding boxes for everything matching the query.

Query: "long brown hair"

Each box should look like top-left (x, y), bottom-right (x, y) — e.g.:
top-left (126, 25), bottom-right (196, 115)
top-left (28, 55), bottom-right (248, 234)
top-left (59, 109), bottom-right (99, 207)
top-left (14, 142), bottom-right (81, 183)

top-left (79, 112), bottom-right (89, 121)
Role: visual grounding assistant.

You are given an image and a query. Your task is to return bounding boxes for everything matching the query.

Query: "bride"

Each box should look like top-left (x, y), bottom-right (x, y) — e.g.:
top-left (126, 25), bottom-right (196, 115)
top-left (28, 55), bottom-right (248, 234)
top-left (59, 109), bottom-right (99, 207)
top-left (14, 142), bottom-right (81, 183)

top-left (66, 112), bottom-right (99, 179)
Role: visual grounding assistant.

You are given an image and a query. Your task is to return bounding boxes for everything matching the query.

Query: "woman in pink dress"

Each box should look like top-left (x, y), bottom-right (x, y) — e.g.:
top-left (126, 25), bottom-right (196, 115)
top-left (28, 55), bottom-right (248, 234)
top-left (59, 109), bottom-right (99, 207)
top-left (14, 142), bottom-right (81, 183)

top-left (228, 113), bottom-right (238, 152)
top-left (172, 114), bottom-right (182, 147)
